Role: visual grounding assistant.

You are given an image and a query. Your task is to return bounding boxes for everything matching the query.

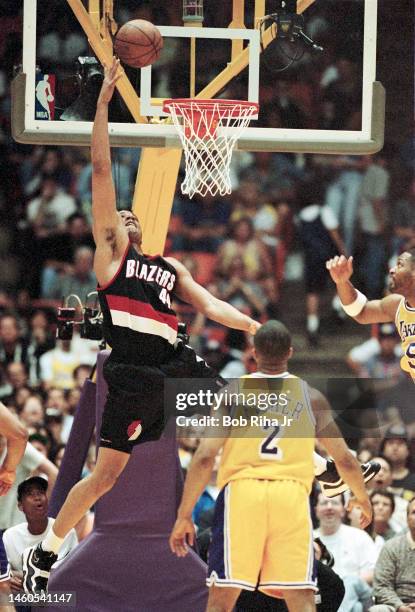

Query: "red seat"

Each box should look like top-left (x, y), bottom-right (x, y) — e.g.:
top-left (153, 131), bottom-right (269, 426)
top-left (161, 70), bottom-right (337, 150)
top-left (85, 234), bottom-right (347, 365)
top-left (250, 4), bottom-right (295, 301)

top-left (168, 251), bottom-right (217, 286)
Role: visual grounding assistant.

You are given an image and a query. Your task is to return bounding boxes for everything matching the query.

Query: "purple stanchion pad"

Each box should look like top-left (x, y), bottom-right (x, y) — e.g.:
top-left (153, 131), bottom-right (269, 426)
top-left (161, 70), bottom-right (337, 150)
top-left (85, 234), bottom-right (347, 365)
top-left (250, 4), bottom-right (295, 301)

top-left (49, 378), bottom-right (97, 518)
top-left (46, 351), bottom-right (208, 612)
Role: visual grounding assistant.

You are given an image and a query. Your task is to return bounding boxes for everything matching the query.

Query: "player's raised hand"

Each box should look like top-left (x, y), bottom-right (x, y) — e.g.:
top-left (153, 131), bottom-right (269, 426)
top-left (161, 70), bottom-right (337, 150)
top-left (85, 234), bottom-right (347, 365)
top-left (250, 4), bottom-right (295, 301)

top-left (98, 57), bottom-right (122, 105)
top-left (326, 255), bottom-right (354, 285)
top-left (0, 468), bottom-right (16, 496)
top-left (347, 496), bottom-right (373, 530)
top-left (169, 517), bottom-right (195, 557)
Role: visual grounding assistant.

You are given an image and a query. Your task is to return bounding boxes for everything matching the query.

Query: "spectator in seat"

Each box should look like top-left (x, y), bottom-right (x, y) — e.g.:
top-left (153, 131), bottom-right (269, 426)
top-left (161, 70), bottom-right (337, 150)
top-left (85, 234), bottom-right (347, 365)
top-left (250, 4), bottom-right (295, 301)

top-left (380, 425), bottom-right (415, 501)
top-left (26, 176), bottom-right (77, 239)
top-left (19, 395), bottom-right (45, 430)
top-left (346, 324), bottom-right (403, 376)
top-left (356, 153), bottom-right (390, 300)
top-left (0, 314), bottom-right (28, 369)
top-left (354, 324), bottom-right (404, 388)
top-left (26, 310), bottom-right (56, 387)
top-left (2, 476), bottom-right (78, 596)
top-left (314, 493), bottom-right (378, 612)
top-left (367, 490), bottom-right (401, 552)
top-left (366, 456), bottom-right (408, 531)
top-left (44, 246), bottom-right (96, 303)
top-left (369, 496), bottom-right (415, 612)
top-left (390, 177), bottom-right (415, 259)
top-left (0, 441), bottom-right (58, 531)
top-left (218, 217), bottom-right (274, 282)
top-left (216, 255), bottom-right (268, 318)
top-left (0, 362), bottom-right (30, 403)
top-left (297, 181), bottom-right (346, 346)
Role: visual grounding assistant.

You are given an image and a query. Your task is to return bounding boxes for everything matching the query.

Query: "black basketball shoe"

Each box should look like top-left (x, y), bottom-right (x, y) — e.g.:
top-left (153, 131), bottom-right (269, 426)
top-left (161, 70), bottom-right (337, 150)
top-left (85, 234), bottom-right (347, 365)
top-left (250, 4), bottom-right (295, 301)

top-left (316, 460), bottom-right (381, 498)
top-left (22, 544), bottom-right (57, 594)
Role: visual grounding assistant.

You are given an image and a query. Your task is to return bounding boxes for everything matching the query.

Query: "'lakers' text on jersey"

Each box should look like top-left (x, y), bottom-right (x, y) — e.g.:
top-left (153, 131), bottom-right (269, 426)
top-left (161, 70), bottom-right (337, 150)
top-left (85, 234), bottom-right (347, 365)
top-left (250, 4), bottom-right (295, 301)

top-left (217, 372), bottom-right (315, 492)
top-left (98, 243), bottom-right (178, 364)
top-left (395, 297), bottom-right (415, 380)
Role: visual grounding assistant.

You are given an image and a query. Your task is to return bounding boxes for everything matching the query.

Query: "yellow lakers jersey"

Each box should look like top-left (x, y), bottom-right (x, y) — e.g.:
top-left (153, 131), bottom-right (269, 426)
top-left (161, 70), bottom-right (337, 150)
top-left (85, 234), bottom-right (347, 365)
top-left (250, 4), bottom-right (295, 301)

top-left (216, 372), bottom-right (315, 492)
top-left (395, 297), bottom-right (415, 380)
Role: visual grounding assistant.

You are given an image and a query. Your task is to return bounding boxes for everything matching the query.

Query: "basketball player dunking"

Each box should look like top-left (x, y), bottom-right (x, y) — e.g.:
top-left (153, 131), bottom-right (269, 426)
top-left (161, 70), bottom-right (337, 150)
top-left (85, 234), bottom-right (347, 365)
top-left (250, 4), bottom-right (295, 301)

top-left (170, 321), bottom-right (372, 612)
top-left (327, 251), bottom-right (415, 381)
top-left (22, 58), bottom-right (261, 593)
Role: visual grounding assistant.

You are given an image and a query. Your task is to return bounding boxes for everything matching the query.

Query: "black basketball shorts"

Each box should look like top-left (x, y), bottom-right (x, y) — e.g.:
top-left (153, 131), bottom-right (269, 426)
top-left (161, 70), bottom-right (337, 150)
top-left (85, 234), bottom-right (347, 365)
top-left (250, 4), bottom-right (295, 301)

top-left (99, 343), bottom-right (225, 454)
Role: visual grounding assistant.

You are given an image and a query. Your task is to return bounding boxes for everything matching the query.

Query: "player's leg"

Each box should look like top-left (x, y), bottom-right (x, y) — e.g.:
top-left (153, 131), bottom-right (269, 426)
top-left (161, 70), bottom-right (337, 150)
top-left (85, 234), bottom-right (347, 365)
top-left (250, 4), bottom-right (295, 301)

top-left (206, 585), bottom-right (242, 612)
top-left (49, 447), bottom-right (129, 538)
top-left (313, 451), bottom-right (380, 497)
top-left (22, 447), bottom-right (130, 593)
top-left (259, 480), bottom-right (317, 606)
top-left (280, 588), bottom-right (316, 612)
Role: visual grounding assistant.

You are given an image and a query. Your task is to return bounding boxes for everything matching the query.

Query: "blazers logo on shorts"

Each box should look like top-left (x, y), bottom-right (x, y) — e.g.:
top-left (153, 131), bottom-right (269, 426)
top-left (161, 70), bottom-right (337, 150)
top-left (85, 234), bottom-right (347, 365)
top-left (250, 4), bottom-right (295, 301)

top-left (127, 420), bottom-right (142, 441)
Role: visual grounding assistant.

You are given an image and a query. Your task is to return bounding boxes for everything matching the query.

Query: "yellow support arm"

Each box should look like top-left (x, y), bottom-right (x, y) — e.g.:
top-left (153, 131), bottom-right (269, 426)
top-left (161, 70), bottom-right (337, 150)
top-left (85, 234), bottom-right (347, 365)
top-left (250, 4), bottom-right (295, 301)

top-left (66, 0), bottom-right (147, 123)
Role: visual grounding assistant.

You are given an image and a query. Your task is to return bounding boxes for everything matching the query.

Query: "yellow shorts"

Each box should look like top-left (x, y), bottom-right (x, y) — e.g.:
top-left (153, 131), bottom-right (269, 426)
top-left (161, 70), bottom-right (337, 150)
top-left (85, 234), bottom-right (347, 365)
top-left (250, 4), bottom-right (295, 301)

top-left (206, 479), bottom-right (317, 597)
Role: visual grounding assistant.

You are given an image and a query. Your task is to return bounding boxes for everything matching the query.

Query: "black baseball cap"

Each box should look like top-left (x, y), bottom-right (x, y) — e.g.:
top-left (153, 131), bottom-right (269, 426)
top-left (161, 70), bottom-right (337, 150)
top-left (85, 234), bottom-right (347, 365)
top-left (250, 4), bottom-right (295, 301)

top-left (17, 476), bottom-right (48, 502)
top-left (383, 424), bottom-right (409, 441)
top-left (380, 424), bottom-right (410, 453)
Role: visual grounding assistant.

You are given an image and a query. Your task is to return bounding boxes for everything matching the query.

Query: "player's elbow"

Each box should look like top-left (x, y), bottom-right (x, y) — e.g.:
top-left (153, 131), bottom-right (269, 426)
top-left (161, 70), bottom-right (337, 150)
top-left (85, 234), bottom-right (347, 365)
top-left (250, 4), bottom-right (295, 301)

top-left (353, 313), bottom-right (367, 324)
top-left (195, 448), bottom-right (216, 468)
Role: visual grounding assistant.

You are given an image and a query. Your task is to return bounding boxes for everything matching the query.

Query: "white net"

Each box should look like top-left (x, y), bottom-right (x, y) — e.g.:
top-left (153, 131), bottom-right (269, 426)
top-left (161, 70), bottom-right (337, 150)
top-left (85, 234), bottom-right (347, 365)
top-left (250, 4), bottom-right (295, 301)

top-left (164, 99), bottom-right (259, 198)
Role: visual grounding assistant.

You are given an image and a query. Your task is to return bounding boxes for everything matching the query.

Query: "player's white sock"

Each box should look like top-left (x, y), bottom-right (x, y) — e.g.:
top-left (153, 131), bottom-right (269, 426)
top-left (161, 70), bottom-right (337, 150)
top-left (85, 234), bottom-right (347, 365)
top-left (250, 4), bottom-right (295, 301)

top-left (42, 528), bottom-right (64, 554)
top-left (307, 315), bottom-right (319, 333)
top-left (313, 452), bottom-right (328, 476)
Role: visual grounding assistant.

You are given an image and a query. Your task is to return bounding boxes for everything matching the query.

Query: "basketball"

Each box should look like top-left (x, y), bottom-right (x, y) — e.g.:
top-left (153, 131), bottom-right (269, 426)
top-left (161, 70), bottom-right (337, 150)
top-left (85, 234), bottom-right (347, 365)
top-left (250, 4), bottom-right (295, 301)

top-left (114, 19), bottom-right (163, 69)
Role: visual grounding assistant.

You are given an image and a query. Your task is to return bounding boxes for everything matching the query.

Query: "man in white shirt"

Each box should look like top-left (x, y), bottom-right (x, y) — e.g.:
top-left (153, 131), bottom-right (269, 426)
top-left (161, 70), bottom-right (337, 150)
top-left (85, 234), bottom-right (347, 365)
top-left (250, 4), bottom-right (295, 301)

top-left (297, 183), bottom-right (346, 345)
top-left (314, 492), bottom-right (378, 612)
top-left (0, 442), bottom-right (57, 531)
top-left (3, 476), bottom-right (78, 594)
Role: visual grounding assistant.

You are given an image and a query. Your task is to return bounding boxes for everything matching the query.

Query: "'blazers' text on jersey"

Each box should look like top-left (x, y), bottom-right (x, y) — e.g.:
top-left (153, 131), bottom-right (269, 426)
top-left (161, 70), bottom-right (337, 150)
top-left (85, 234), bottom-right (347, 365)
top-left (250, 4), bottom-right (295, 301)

top-left (97, 243), bottom-right (178, 364)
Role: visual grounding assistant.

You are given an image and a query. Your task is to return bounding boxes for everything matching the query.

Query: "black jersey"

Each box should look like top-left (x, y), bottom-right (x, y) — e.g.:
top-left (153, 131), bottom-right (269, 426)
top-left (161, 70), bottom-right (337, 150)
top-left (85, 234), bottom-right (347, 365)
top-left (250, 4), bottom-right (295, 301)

top-left (98, 243), bottom-right (179, 364)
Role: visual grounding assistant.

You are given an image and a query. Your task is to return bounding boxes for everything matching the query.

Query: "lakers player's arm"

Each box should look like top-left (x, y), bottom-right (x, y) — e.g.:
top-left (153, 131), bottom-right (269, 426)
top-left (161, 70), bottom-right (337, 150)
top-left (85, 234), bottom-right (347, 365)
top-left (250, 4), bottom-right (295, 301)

top-left (91, 58), bottom-right (129, 279)
top-left (0, 402), bottom-right (28, 495)
top-left (327, 255), bottom-right (400, 323)
top-left (169, 435), bottom-right (226, 557)
top-left (170, 393), bottom-right (233, 557)
top-left (310, 386), bottom-right (372, 528)
top-left (165, 257), bottom-right (260, 334)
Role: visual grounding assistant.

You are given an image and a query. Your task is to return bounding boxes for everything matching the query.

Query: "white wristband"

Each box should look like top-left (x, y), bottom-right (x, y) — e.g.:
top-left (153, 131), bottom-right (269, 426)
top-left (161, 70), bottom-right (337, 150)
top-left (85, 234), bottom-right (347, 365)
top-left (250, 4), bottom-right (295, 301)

top-left (341, 290), bottom-right (367, 317)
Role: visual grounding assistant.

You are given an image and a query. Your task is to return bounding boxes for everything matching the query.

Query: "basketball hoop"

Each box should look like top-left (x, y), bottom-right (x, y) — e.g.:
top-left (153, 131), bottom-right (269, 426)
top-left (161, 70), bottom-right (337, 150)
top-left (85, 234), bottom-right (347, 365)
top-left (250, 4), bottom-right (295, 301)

top-left (163, 99), bottom-right (259, 198)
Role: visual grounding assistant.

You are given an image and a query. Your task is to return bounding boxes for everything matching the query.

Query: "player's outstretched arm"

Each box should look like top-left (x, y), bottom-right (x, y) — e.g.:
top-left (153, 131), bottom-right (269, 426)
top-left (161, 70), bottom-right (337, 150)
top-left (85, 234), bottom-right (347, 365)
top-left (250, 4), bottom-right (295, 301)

top-left (169, 437), bottom-right (225, 557)
top-left (91, 58), bottom-right (127, 258)
top-left (310, 387), bottom-right (372, 529)
top-left (166, 257), bottom-right (260, 334)
top-left (326, 255), bottom-right (400, 324)
top-left (0, 403), bottom-right (28, 496)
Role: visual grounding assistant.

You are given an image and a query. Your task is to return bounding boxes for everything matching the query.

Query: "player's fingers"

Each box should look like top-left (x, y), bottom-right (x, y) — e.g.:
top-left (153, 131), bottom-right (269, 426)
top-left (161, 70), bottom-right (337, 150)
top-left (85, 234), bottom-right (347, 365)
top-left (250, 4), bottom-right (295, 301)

top-left (173, 540), bottom-right (188, 557)
top-left (187, 529), bottom-right (195, 547)
top-left (0, 483), bottom-right (9, 496)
